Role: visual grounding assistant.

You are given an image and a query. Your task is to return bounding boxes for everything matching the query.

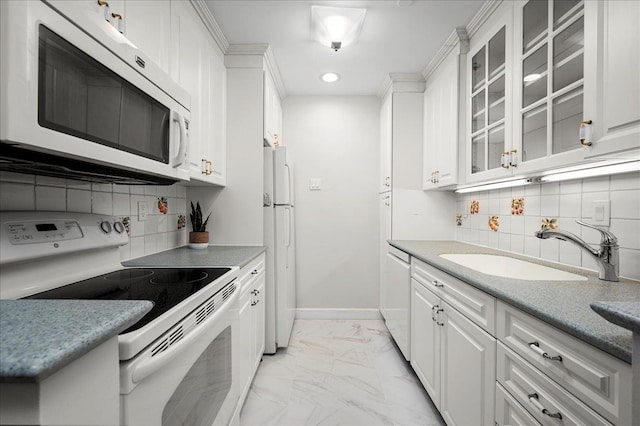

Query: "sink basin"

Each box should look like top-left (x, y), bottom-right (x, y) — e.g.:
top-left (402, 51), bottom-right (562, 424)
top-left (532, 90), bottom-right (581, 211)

top-left (439, 254), bottom-right (588, 281)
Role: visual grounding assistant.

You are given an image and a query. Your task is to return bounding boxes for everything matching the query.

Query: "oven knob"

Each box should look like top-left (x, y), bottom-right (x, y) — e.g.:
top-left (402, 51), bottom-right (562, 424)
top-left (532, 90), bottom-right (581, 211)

top-left (113, 221), bottom-right (126, 234)
top-left (100, 221), bottom-right (113, 234)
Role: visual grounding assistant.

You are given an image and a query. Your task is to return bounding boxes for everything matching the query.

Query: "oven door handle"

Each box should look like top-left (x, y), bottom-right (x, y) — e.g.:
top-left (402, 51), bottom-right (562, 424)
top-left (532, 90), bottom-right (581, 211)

top-left (131, 288), bottom-right (239, 384)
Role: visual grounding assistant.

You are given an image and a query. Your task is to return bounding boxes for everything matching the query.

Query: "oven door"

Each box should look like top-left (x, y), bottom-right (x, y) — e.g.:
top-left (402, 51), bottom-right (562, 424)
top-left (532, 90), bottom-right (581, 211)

top-left (120, 284), bottom-right (240, 426)
top-left (0, 0), bottom-right (190, 181)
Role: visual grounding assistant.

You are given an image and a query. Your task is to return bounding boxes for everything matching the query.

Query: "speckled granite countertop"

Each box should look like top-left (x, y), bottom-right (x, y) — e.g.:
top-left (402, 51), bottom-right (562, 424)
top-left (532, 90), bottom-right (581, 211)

top-left (389, 240), bottom-right (640, 364)
top-left (122, 245), bottom-right (266, 268)
top-left (591, 302), bottom-right (640, 334)
top-left (0, 300), bottom-right (152, 382)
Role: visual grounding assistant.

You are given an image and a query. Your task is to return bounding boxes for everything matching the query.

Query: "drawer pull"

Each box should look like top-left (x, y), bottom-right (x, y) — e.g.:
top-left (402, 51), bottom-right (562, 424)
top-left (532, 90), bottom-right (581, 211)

top-left (432, 280), bottom-right (444, 288)
top-left (527, 393), bottom-right (563, 420)
top-left (529, 341), bottom-right (563, 362)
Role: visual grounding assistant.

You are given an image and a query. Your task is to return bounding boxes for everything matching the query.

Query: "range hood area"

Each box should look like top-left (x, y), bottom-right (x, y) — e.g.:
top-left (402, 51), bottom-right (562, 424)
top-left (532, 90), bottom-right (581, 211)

top-left (0, 143), bottom-right (179, 186)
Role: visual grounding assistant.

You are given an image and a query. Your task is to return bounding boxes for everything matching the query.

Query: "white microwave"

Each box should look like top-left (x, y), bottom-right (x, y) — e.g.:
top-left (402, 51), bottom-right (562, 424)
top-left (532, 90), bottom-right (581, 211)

top-left (0, 0), bottom-right (190, 184)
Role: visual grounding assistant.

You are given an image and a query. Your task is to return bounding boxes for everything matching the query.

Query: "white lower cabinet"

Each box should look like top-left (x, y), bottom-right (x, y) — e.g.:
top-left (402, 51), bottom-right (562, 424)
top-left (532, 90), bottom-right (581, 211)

top-left (410, 271), bottom-right (496, 425)
top-left (406, 253), bottom-right (631, 426)
top-left (384, 247), bottom-right (411, 361)
top-left (236, 254), bottom-right (266, 415)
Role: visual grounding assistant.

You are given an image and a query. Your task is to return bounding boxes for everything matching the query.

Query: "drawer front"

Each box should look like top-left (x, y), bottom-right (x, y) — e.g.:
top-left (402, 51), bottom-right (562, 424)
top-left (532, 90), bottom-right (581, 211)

top-left (497, 302), bottom-right (631, 425)
top-left (411, 258), bottom-right (496, 335)
top-left (239, 254), bottom-right (266, 291)
top-left (496, 382), bottom-right (541, 426)
top-left (497, 343), bottom-right (611, 426)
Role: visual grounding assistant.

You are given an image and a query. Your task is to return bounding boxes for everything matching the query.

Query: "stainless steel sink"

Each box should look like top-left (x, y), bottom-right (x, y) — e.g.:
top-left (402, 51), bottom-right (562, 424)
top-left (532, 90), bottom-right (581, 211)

top-left (439, 253), bottom-right (588, 281)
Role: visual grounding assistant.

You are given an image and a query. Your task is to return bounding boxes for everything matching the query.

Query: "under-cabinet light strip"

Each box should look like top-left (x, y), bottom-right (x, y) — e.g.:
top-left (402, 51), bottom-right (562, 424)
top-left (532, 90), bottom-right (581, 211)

top-left (455, 178), bottom-right (532, 194)
top-left (538, 160), bottom-right (640, 182)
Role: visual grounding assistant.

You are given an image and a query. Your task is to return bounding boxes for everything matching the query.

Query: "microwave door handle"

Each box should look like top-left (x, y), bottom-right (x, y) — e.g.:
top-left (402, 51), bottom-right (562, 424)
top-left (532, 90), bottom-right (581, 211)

top-left (130, 287), bottom-right (239, 384)
top-left (170, 112), bottom-right (187, 168)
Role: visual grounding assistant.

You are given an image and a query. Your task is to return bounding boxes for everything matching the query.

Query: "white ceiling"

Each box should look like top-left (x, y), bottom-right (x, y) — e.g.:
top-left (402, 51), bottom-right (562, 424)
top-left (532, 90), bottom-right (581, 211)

top-left (205, 1), bottom-right (484, 96)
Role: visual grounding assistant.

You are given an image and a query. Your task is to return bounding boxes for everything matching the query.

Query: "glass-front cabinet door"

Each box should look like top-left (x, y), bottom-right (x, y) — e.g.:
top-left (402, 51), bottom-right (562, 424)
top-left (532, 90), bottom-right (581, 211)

top-left (466, 6), bottom-right (513, 183)
top-left (514, 0), bottom-right (589, 173)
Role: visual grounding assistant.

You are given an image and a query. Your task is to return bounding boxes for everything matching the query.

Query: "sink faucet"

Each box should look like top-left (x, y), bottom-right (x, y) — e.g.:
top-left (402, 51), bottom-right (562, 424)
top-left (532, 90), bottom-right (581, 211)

top-left (535, 220), bottom-right (619, 282)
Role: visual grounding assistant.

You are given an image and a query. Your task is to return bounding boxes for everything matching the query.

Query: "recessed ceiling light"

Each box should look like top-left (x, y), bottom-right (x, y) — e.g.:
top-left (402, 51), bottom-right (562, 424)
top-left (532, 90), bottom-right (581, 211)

top-left (321, 72), bottom-right (340, 83)
top-left (523, 73), bottom-right (542, 82)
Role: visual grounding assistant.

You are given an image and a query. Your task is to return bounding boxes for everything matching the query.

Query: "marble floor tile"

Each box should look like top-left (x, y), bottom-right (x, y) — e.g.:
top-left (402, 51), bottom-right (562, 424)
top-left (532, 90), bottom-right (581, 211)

top-left (240, 320), bottom-right (444, 426)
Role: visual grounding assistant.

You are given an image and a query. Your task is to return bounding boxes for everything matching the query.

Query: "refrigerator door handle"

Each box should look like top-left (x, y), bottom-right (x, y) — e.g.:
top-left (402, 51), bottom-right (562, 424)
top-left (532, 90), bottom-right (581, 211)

top-left (284, 163), bottom-right (292, 205)
top-left (284, 206), bottom-right (292, 268)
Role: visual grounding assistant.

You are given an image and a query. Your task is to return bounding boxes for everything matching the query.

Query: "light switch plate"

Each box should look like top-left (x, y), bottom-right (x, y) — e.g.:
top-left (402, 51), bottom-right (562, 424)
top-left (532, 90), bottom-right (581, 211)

top-left (138, 201), bottom-right (148, 221)
top-left (309, 178), bottom-right (322, 190)
top-left (591, 199), bottom-right (610, 226)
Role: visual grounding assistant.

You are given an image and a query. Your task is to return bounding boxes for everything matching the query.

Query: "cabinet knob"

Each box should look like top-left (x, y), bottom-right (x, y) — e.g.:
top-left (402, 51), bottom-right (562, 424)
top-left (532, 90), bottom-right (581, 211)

top-left (579, 120), bottom-right (593, 146)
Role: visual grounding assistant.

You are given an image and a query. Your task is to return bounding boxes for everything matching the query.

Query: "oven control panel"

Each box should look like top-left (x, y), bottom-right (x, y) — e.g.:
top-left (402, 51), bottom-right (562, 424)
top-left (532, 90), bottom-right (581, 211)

top-left (0, 212), bottom-right (129, 265)
top-left (6, 220), bottom-right (83, 245)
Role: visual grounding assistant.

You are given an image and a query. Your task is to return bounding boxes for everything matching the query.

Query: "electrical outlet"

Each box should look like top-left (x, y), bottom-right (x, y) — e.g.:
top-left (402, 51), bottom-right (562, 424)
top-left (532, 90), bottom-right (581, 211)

top-left (309, 178), bottom-right (322, 190)
top-left (138, 201), bottom-right (148, 221)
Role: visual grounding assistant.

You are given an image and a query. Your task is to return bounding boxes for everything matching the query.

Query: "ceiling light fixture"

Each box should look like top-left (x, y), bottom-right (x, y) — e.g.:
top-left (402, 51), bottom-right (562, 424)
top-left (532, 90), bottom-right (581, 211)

top-left (311, 6), bottom-right (366, 52)
top-left (320, 72), bottom-right (340, 83)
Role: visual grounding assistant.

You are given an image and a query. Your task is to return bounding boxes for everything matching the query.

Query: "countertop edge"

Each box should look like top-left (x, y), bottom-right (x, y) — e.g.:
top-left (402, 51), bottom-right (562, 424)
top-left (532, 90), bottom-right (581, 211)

top-left (591, 302), bottom-right (640, 334)
top-left (122, 245), bottom-right (266, 268)
top-left (0, 300), bottom-right (153, 383)
top-left (389, 240), bottom-right (635, 364)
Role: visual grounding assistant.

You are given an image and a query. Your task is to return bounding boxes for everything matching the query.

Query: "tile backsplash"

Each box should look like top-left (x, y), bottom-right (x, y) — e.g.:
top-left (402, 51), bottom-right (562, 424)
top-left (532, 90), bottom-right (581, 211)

top-left (455, 171), bottom-right (640, 280)
top-left (0, 172), bottom-right (187, 261)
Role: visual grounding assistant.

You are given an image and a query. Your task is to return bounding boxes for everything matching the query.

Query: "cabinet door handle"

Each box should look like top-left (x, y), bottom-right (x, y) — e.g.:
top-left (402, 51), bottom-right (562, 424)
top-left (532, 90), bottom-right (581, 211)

top-left (431, 304), bottom-right (439, 321)
top-left (579, 120), bottom-right (593, 146)
top-left (385, 176), bottom-right (391, 187)
top-left (201, 159), bottom-right (208, 174)
top-left (528, 341), bottom-right (563, 362)
top-left (251, 300), bottom-right (260, 306)
top-left (434, 170), bottom-right (439, 183)
top-left (97, 0), bottom-right (110, 20)
top-left (509, 150), bottom-right (517, 167)
top-left (500, 152), bottom-right (510, 169)
top-left (527, 393), bottom-right (563, 419)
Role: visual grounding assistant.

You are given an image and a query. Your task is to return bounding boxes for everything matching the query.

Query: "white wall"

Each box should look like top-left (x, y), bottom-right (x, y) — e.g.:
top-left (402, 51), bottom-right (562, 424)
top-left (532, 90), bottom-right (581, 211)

top-left (283, 96), bottom-right (380, 310)
top-left (455, 171), bottom-right (640, 280)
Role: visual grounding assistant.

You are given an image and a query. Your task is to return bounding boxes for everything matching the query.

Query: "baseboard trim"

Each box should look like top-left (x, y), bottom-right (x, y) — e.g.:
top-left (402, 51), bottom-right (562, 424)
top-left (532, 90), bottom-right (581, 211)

top-left (295, 309), bottom-right (383, 320)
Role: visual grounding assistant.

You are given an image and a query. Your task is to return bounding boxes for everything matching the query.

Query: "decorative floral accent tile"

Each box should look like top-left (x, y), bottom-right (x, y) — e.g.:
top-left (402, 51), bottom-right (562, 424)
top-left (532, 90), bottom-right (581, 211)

top-left (456, 215), bottom-right (463, 226)
top-left (157, 197), bottom-right (168, 215)
top-left (511, 197), bottom-right (524, 215)
top-left (177, 214), bottom-right (186, 230)
top-left (541, 218), bottom-right (558, 231)
top-left (488, 215), bottom-right (499, 232)
top-left (470, 200), bottom-right (480, 215)
top-left (120, 216), bottom-right (131, 236)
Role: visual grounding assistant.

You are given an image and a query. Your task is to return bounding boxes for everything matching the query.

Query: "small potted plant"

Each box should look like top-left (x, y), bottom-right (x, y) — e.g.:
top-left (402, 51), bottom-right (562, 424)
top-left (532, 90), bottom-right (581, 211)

top-left (189, 201), bottom-right (211, 249)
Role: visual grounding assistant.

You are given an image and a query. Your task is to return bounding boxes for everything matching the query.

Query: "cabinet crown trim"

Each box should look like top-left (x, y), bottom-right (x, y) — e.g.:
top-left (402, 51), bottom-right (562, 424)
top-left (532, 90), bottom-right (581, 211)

top-left (422, 28), bottom-right (469, 81)
top-left (191, 0), bottom-right (230, 52)
top-left (377, 73), bottom-right (426, 99)
top-left (465, 0), bottom-right (503, 39)
top-left (225, 44), bottom-right (286, 99)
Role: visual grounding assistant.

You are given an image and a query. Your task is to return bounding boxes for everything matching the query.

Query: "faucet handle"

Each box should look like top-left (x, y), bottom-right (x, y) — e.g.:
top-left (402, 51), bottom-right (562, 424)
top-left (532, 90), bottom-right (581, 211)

top-left (575, 220), bottom-right (618, 245)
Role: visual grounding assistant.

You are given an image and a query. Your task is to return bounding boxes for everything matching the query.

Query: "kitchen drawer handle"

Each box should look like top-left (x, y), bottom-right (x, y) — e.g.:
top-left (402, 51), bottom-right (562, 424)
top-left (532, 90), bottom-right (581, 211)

top-left (529, 341), bottom-right (563, 362)
top-left (251, 269), bottom-right (259, 275)
top-left (432, 280), bottom-right (444, 288)
top-left (527, 393), bottom-right (563, 419)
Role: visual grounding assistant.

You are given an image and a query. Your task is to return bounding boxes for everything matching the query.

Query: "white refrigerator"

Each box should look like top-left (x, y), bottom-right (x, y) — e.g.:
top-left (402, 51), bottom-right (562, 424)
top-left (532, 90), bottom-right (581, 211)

top-left (263, 146), bottom-right (296, 353)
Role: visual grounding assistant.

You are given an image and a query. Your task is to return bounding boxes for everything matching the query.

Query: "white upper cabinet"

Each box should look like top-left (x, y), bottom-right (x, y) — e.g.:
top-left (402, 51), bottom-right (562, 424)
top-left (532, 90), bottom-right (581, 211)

top-left (264, 70), bottom-right (283, 146)
top-left (423, 33), bottom-right (467, 190)
top-left (463, 0), bottom-right (639, 185)
top-left (379, 94), bottom-right (393, 193)
top-left (465, 4), bottom-right (514, 183)
top-left (121, 1), bottom-right (171, 74)
top-left (171, 1), bottom-right (226, 186)
top-left (584, 0), bottom-right (640, 158)
top-left (512, 0), bottom-right (589, 174)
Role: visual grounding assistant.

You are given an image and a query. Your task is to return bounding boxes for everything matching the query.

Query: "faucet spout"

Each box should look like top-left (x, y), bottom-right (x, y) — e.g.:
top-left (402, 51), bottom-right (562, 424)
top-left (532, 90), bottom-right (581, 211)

top-left (535, 221), bottom-right (619, 282)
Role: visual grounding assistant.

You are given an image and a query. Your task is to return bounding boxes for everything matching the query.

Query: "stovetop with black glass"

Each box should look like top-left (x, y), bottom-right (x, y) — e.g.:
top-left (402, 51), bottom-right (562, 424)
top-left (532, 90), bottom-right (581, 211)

top-left (26, 267), bottom-right (231, 334)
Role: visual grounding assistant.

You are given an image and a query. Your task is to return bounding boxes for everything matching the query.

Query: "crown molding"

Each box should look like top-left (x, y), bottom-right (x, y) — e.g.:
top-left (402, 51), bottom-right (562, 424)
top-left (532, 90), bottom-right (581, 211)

top-left (465, 0), bottom-right (503, 39)
top-left (190, 0), bottom-right (229, 53)
top-left (377, 73), bottom-right (425, 99)
top-left (422, 28), bottom-right (469, 81)
top-left (225, 45), bottom-right (287, 99)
